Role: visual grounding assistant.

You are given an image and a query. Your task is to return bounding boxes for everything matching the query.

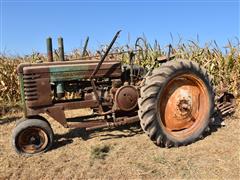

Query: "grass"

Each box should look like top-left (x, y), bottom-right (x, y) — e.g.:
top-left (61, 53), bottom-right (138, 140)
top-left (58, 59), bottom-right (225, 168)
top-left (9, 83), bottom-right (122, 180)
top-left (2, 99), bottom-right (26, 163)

top-left (0, 106), bottom-right (239, 179)
top-left (90, 144), bottom-right (111, 160)
top-left (153, 156), bottom-right (168, 164)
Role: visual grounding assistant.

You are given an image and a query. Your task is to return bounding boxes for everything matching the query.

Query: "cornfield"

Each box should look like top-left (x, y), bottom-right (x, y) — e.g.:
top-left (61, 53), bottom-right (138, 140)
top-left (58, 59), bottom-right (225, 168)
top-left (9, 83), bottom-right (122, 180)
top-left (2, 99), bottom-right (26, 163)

top-left (0, 37), bottom-right (239, 111)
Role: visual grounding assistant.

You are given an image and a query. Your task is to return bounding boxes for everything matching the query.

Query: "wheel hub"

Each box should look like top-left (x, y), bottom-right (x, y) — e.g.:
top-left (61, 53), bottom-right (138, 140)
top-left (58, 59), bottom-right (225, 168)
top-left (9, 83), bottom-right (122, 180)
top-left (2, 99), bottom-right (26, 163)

top-left (176, 97), bottom-right (192, 117)
top-left (29, 136), bottom-right (41, 146)
top-left (159, 74), bottom-right (209, 137)
top-left (17, 127), bottom-right (48, 154)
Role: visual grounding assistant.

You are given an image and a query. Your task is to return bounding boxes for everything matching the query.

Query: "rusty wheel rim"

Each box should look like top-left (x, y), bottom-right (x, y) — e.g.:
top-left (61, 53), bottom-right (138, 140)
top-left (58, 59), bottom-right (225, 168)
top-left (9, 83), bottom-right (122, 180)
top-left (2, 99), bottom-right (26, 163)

top-left (158, 74), bottom-right (209, 139)
top-left (17, 127), bottom-right (48, 154)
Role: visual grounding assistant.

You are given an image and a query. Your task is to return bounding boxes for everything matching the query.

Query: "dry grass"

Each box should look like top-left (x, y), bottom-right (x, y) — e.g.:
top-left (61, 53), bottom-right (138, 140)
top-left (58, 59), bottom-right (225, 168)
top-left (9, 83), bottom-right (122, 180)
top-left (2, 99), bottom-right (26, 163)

top-left (0, 107), bottom-right (239, 179)
top-left (90, 144), bottom-right (111, 160)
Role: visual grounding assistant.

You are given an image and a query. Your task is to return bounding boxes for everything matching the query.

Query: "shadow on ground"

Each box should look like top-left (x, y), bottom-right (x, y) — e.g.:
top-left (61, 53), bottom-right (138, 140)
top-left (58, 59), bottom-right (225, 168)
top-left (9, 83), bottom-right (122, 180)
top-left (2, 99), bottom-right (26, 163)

top-left (52, 122), bottom-right (143, 151)
top-left (52, 109), bottom-right (236, 151)
top-left (1, 109), bottom-right (235, 153)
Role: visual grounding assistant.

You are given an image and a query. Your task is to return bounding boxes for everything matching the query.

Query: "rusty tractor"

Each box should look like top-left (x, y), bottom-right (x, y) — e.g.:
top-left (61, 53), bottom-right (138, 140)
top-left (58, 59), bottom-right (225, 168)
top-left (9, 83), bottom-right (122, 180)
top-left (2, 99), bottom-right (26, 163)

top-left (12, 31), bottom-right (226, 155)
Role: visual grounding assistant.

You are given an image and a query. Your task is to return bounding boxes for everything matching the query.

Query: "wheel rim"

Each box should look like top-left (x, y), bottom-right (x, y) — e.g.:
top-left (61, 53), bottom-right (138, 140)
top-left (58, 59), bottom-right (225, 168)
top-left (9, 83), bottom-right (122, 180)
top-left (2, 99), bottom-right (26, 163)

top-left (158, 74), bottom-right (209, 139)
top-left (17, 127), bottom-right (49, 154)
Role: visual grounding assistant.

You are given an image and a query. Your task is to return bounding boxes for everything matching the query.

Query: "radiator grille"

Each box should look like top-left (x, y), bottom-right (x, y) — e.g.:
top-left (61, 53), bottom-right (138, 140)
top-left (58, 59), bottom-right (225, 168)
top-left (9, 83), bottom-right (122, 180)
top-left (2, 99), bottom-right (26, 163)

top-left (23, 74), bottom-right (40, 101)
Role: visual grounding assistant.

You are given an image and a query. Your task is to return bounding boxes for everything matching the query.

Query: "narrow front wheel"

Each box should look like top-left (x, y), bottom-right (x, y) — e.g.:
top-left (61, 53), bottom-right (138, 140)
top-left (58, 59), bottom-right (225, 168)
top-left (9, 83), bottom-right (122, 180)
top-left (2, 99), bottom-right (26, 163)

top-left (12, 118), bottom-right (54, 155)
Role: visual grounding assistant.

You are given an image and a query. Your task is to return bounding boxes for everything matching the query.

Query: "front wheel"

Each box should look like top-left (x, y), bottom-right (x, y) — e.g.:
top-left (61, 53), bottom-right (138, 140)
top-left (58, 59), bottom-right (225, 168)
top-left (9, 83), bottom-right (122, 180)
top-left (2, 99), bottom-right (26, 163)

top-left (12, 118), bottom-right (54, 155)
top-left (138, 59), bottom-right (214, 147)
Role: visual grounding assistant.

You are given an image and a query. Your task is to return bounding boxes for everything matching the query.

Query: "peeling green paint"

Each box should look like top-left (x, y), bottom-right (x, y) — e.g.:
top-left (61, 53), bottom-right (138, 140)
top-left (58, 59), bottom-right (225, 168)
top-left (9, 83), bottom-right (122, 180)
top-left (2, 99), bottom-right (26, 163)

top-left (49, 65), bottom-right (89, 81)
top-left (19, 74), bottom-right (27, 116)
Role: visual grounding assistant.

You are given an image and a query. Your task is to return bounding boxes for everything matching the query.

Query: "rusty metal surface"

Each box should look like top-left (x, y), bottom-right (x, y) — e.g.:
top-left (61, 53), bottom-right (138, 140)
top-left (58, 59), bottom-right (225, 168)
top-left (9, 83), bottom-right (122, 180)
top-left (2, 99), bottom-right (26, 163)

top-left (87, 31), bottom-right (121, 113)
top-left (15, 31), bottom-right (149, 155)
top-left (217, 92), bottom-right (235, 116)
top-left (90, 79), bottom-right (104, 113)
top-left (58, 37), bottom-right (65, 61)
top-left (46, 106), bottom-right (68, 127)
top-left (85, 116), bottom-right (139, 131)
top-left (46, 37), bottom-right (53, 62)
top-left (68, 120), bottom-right (107, 129)
top-left (22, 61), bottom-right (122, 80)
top-left (159, 74), bottom-right (209, 138)
top-left (17, 59), bottom-right (121, 74)
top-left (17, 127), bottom-right (49, 154)
top-left (23, 72), bottom-right (52, 108)
top-left (115, 85), bottom-right (139, 111)
top-left (55, 100), bottom-right (99, 110)
top-left (67, 116), bottom-right (139, 130)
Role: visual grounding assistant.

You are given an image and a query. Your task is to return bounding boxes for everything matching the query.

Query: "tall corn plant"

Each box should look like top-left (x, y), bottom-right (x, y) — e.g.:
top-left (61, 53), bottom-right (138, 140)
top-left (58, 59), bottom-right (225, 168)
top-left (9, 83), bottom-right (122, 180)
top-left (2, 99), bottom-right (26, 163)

top-left (0, 37), bottom-right (239, 109)
top-left (0, 57), bottom-right (21, 106)
top-left (174, 40), bottom-right (240, 96)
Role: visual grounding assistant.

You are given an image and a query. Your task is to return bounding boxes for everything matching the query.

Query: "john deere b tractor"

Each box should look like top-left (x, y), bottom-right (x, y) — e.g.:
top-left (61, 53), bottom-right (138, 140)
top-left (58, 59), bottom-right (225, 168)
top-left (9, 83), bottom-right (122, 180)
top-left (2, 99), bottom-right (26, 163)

top-left (12, 31), bottom-right (215, 155)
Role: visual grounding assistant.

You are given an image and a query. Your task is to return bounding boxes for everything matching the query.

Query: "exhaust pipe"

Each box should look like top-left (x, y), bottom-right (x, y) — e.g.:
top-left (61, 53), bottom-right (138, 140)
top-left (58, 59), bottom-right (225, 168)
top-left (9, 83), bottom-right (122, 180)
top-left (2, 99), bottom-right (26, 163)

top-left (46, 37), bottom-right (53, 62)
top-left (58, 37), bottom-right (65, 61)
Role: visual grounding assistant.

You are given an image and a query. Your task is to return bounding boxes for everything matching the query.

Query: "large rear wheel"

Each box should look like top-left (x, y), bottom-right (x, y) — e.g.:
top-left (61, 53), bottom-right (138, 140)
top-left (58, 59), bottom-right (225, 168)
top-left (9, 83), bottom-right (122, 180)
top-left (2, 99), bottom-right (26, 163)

top-left (138, 59), bottom-right (214, 147)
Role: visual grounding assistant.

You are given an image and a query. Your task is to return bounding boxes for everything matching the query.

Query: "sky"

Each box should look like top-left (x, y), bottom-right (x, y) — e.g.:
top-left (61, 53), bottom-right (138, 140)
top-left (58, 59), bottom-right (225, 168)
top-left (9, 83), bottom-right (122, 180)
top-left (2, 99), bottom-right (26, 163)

top-left (0, 0), bottom-right (239, 55)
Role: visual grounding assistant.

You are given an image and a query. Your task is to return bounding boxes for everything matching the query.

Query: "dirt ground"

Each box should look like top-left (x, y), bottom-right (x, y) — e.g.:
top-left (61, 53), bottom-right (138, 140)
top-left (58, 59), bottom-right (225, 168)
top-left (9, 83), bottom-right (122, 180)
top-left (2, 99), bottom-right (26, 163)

top-left (0, 107), bottom-right (239, 180)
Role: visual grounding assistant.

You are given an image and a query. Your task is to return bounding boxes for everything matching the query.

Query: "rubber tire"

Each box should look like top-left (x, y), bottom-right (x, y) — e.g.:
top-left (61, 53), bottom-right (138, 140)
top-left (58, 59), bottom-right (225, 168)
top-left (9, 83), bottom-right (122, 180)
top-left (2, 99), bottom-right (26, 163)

top-left (12, 118), bottom-right (54, 156)
top-left (15, 115), bottom-right (50, 127)
top-left (138, 59), bottom-right (214, 147)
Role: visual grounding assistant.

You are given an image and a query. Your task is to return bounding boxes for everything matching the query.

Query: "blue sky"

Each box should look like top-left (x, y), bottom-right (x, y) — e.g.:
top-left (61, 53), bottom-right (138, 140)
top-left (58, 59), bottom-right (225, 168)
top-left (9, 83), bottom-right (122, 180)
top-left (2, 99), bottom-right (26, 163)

top-left (0, 0), bottom-right (239, 55)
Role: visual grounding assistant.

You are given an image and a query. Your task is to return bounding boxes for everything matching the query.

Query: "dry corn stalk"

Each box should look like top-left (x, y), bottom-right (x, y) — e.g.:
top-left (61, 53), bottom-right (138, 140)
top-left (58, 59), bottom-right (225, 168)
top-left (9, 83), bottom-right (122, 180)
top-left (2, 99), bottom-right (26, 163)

top-left (0, 38), bottom-right (239, 108)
